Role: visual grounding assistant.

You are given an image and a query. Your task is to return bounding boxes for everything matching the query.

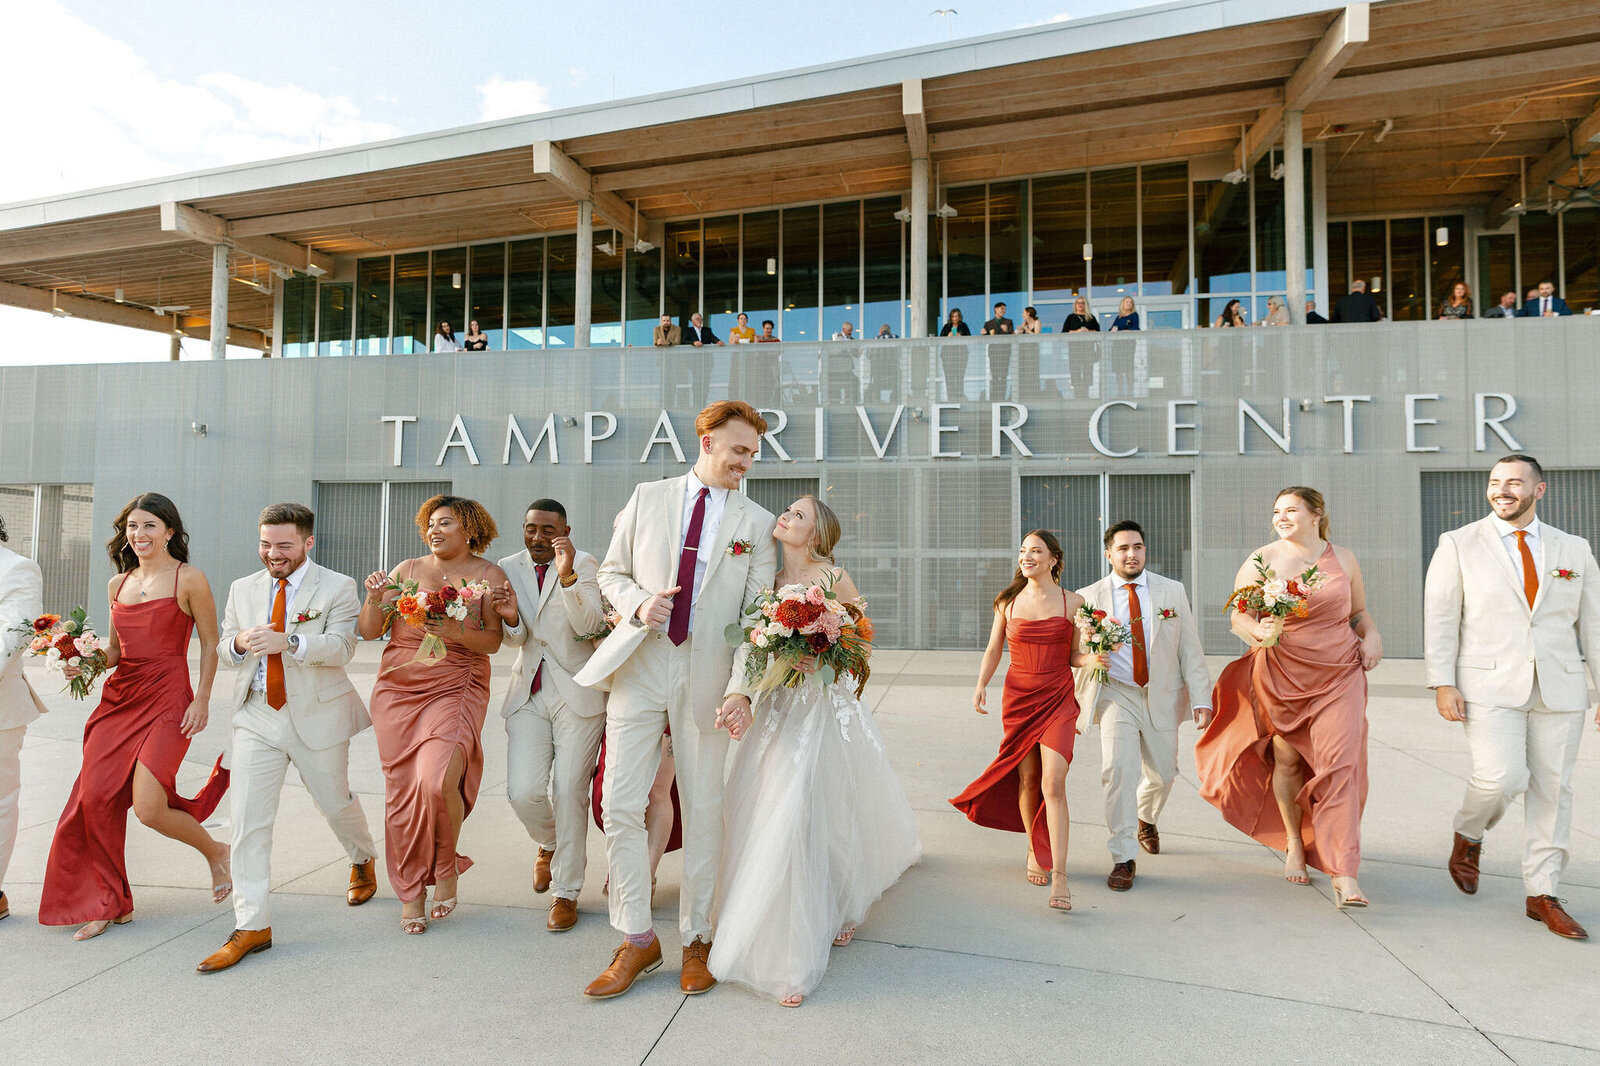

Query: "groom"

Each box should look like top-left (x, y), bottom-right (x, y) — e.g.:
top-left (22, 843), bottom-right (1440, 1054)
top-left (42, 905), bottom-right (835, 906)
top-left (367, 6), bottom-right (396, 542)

top-left (0, 516), bottom-right (46, 924)
top-left (199, 503), bottom-right (379, 972)
top-left (1076, 520), bottom-right (1211, 891)
top-left (576, 400), bottom-right (776, 998)
top-left (1425, 454), bottom-right (1600, 939)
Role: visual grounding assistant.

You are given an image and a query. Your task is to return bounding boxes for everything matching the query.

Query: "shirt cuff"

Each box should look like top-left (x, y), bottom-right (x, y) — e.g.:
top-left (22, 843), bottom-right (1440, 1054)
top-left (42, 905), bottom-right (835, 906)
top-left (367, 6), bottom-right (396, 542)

top-left (226, 639), bottom-right (249, 665)
top-left (503, 616), bottom-right (523, 633)
top-left (289, 635), bottom-right (310, 662)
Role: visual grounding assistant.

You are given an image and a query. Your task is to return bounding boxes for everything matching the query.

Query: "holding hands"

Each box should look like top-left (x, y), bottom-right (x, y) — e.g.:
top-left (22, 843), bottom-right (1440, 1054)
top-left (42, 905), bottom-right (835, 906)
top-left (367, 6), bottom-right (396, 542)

top-left (490, 581), bottom-right (519, 624)
top-left (717, 694), bottom-right (754, 741)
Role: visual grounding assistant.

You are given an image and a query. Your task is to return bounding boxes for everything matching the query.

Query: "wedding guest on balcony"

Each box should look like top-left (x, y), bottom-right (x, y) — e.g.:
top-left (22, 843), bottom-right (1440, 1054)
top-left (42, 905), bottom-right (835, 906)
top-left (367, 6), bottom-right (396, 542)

top-left (1063, 296), bottom-right (1100, 400)
top-left (1014, 306), bottom-right (1043, 399)
top-left (1196, 487), bottom-right (1381, 909)
top-left (824, 322), bottom-right (860, 404)
top-left (1260, 296), bottom-right (1290, 326)
top-left (728, 313), bottom-right (756, 345)
top-left (748, 319), bottom-right (782, 401)
top-left (1305, 300), bottom-right (1328, 324)
top-left (434, 321), bottom-right (461, 352)
top-left (0, 514), bottom-right (45, 926)
top-left (359, 495), bottom-right (506, 935)
top-left (875, 324), bottom-right (897, 339)
top-left (1213, 299), bottom-right (1248, 328)
top-left (982, 302), bottom-right (1015, 402)
top-left (1331, 281), bottom-right (1382, 323)
top-left (462, 320), bottom-right (489, 350)
top-left (938, 307), bottom-right (971, 337)
top-left (1483, 291), bottom-right (1520, 319)
top-left (831, 322), bottom-right (856, 340)
top-left (1521, 280), bottom-right (1572, 317)
top-left (653, 314), bottom-right (682, 346)
top-left (952, 531), bottom-right (1098, 913)
top-left (1018, 306), bottom-right (1042, 335)
top-left (1104, 296), bottom-right (1140, 398)
top-left (1438, 282), bottom-right (1474, 320)
top-left (756, 320), bottom-right (780, 343)
top-left (938, 308), bottom-right (971, 402)
top-left (681, 312), bottom-right (721, 410)
top-left (1108, 296), bottom-right (1140, 332)
top-left (40, 493), bottom-right (230, 941)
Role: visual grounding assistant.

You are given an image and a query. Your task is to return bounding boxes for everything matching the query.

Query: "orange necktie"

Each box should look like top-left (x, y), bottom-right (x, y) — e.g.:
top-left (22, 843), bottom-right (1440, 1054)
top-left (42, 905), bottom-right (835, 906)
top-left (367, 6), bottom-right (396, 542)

top-left (1125, 582), bottom-right (1148, 687)
top-left (1515, 530), bottom-right (1538, 609)
top-left (266, 578), bottom-right (287, 709)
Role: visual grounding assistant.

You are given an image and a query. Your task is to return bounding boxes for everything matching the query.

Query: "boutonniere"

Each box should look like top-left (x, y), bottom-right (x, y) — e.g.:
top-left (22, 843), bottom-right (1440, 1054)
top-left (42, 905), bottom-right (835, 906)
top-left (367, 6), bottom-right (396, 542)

top-left (727, 539), bottom-right (754, 557)
top-left (290, 608), bottom-right (322, 626)
top-left (1550, 568), bottom-right (1579, 581)
top-left (1159, 608), bottom-right (1177, 619)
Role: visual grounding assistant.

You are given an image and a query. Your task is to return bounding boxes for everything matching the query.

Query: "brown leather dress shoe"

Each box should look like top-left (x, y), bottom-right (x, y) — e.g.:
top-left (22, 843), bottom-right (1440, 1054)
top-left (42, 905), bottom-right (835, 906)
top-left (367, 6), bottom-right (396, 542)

top-left (681, 937), bottom-right (717, 994)
top-left (548, 897), bottom-right (578, 932)
top-left (584, 939), bottom-right (663, 999)
top-left (348, 859), bottom-right (378, 906)
top-left (534, 848), bottom-right (554, 894)
top-left (196, 928), bottom-right (272, 973)
top-left (1107, 860), bottom-right (1136, 891)
top-left (1526, 896), bottom-right (1588, 939)
top-left (0, 890), bottom-right (9, 921)
top-left (1137, 821), bottom-right (1160, 855)
top-left (1448, 833), bottom-right (1481, 895)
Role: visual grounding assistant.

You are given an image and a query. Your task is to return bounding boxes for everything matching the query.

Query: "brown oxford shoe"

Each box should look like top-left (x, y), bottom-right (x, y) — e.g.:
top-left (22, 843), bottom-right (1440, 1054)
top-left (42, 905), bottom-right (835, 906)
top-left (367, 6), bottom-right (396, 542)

top-left (1526, 896), bottom-right (1588, 940)
top-left (548, 897), bottom-right (578, 932)
top-left (196, 928), bottom-right (272, 974)
top-left (681, 937), bottom-right (717, 994)
top-left (584, 939), bottom-right (663, 999)
top-left (1448, 833), bottom-right (1481, 895)
top-left (348, 859), bottom-right (378, 906)
top-left (1107, 860), bottom-right (1136, 891)
top-left (1137, 821), bottom-right (1160, 855)
top-left (0, 890), bottom-right (9, 921)
top-left (534, 848), bottom-right (554, 894)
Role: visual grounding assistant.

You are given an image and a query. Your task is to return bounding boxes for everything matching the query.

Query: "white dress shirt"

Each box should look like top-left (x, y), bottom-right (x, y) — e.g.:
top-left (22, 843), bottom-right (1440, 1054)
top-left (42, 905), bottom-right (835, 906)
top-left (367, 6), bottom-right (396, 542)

top-left (681, 471), bottom-right (728, 634)
top-left (228, 560), bottom-right (311, 690)
top-left (1491, 514), bottom-right (1543, 586)
top-left (1106, 571), bottom-right (1149, 688)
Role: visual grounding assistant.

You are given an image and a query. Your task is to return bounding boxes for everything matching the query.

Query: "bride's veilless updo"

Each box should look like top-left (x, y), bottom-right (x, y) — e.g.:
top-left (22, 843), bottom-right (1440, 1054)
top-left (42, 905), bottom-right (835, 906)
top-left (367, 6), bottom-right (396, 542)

top-left (1275, 485), bottom-right (1331, 540)
top-left (801, 496), bottom-right (841, 562)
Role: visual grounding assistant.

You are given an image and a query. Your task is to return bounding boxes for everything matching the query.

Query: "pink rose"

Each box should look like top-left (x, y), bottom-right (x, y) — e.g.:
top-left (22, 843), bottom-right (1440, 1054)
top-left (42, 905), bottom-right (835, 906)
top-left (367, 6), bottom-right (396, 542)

top-left (806, 585), bottom-right (826, 606)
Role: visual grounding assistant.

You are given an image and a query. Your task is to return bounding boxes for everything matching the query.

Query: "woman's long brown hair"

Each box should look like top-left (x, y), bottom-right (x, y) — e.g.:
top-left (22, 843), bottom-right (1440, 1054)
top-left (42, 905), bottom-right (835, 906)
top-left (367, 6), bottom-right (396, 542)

top-left (993, 529), bottom-right (1064, 612)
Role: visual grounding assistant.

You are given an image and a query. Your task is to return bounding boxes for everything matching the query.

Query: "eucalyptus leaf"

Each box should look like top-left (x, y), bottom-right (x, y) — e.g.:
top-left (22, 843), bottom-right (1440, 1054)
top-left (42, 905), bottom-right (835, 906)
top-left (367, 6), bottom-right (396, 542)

top-left (725, 622), bottom-right (747, 647)
top-left (817, 664), bottom-right (836, 687)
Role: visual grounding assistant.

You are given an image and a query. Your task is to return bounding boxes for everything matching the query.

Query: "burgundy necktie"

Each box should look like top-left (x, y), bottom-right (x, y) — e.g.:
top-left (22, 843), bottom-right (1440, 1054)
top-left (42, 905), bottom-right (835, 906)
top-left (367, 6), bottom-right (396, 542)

top-left (668, 488), bottom-right (710, 646)
top-left (529, 563), bottom-right (547, 696)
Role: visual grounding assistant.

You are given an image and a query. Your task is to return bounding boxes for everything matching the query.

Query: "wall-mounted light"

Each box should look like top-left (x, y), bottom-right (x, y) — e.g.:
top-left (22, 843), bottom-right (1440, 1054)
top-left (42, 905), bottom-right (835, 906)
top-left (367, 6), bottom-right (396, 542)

top-left (935, 203), bottom-right (957, 219)
top-left (596, 241), bottom-right (616, 256)
top-left (561, 415), bottom-right (578, 427)
top-left (451, 272), bottom-right (462, 290)
top-left (1370, 276), bottom-right (1383, 294)
top-left (766, 257), bottom-right (777, 275)
top-left (114, 287), bottom-right (125, 304)
top-left (633, 239), bottom-right (656, 253)
top-left (191, 422), bottom-right (207, 436)
top-left (1435, 226), bottom-right (1449, 247)
top-left (1082, 243), bottom-right (1094, 262)
top-left (911, 407), bottom-right (925, 423)
top-left (892, 208), bottom-right (912, 223)
top-left (1222, 168), bottom-right (1247, 185)
top-left (49, 291), bottom-right (70, 317)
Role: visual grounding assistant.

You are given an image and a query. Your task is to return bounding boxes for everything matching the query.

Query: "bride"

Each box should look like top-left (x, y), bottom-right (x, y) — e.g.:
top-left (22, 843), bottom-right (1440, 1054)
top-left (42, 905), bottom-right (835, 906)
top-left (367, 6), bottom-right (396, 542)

top-left (708, 496), bottom-right (920, 1007)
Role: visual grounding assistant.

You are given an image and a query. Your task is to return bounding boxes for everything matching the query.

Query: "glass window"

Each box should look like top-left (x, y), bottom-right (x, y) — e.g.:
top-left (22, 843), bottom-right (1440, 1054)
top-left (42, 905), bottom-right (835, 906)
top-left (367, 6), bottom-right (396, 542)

top-left (625, 246), bottom-right (661, 347)
top-left (741, 210), bottom-right (780, 338)
top-left (468, 243), bottom-right (504, 349)
top-left (317, 282), bottom-right (352, 357)
top-left (1252, 159), bottom-right (1285, 294)
top-left (355, 257), bottom-right (390, 355)
top-left (1476, 233), bottom-right (1515, 313)
top-left (1520, 211), bottom-right (1560, 302)
top-left (507, 238), bottom-right (544, 349)
top-left (592, 239), bottom-right (623, 347)
top-left (545, 234), bottom-right (576, 348)
top-left (1564, 208), bottom-right (1599, 314)
top-left (392, 251), bottom-right (428, 354)
top-left (1032, 173), bottom-right (1086, 304)
top-left (862, 197), bottom-right (903, 338)
top-left (430, 247), bottom-right (466, 346)
top-left (702, 215), bottom-right (739, 335)
top-left (781, 206), bottom-right (818, 343)
top-left (1089, 167), bottom-right (1138, 300)
top-left (281, 274), bottom-right (316, 358)
top-left (988, 180), bottom-right (1026, 321)
top-left (1195, 179), bottom-right (1251, 295)
top-left (1328, 222), bottom-right (1349, 300)
top-left (664, 220), bottom-right (701, 332)
top-left (1428, 215), bottom-right (1466, 312)
top-left (1140, 163), bottom-right (1188, 296)
top-left (1389, 217), bottom-right (1425, 321)
top-left (822, 200), bottom-right (862, 340)
top-left (1349, 219), bottom-right (1386, 310)
top-left (941, 184), bottom-right (986, 325)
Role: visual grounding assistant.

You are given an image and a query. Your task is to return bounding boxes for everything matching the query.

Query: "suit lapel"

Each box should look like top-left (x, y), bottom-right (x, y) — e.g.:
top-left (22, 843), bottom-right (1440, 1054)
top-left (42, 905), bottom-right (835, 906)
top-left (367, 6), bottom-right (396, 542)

top-left (1477, 518), bottom-right (1527, 612)
top-left (665, 476), bottom-right (688, 564)
top-left (296, 563), bottom-right (323, 618)
top-left (1140, 575), bottom-right (1162, 646)
top-left (701, 490), bottom-right (745, 588)
top-left (1531, 530), bottom-right (1557, 615)
top-left (533, 552), bottom-right (558, 615)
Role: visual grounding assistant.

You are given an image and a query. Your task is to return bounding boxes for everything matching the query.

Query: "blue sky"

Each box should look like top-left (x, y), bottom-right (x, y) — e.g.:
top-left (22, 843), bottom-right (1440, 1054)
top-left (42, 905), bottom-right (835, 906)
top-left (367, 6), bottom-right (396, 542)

top-left (2, 0), bottom-right (1153, 363)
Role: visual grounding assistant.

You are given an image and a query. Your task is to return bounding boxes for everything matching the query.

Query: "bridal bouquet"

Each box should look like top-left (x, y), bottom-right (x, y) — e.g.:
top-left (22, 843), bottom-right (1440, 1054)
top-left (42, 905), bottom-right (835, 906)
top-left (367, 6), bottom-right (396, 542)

top-left (1224, 553), bottom-right (1326, 648)
top-left (1075, 603), bottom-right (1132, 685)
top-left (9, 607), bottom-right (110, 699)
top-left (380, 578), bottom-right (491, 668)
top-left (574, 595), bottom-right (622, 644)
top-left (727, 575), bottom-right (875, 697)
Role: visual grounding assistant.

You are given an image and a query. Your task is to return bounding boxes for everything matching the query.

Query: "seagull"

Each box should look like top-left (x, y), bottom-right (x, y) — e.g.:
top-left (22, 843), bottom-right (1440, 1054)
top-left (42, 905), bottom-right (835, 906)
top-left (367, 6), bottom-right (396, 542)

top-left (931, 9), bottom-right (958, 40)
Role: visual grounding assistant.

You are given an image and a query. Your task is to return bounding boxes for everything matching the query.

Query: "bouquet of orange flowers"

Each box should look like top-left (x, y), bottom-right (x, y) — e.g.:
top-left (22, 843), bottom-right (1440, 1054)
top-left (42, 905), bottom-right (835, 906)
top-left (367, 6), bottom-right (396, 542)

top-left (380, 578), bottom-right (491, 668)
top-left (1075, 603), bottom-right (1132, 685)
top-left (1224, 553), bottom-right (1326, 648)
top-left (727, 575), bottom-right (874, 697)
top-left (9, 607), bottom-right (110, 699)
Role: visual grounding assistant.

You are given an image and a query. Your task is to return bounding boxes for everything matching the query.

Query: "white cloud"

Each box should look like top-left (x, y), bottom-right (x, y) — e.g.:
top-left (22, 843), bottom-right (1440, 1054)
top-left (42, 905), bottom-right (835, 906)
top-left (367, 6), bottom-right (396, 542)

top-left (476, 75), bottom-right (554, 122)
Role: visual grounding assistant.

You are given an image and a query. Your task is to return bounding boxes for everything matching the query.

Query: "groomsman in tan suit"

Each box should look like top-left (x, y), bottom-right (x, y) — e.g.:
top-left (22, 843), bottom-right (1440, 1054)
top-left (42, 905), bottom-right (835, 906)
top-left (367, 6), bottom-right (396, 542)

top-left (492, 498), bottom-right (606, 933)
top-left (0, 517), bottom-right (46, 923)
top-left (198, 503), bottom-right (379, 972)
top-left (576, 400), bottom-right (776, 999)
top-left (1076, 520), bottom-right (1211, 891)
top-left (1426, 454), bottom-right (1600, 939)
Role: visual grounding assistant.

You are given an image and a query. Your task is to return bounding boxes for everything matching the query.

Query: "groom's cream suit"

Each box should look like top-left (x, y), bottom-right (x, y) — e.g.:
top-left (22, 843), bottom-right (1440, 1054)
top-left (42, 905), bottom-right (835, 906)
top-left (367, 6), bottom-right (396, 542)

top-left (0, 545), bottom-right (45, 897)
top-left (575, 473), bottom-right (775, 943)
top-left (1424, 514), bottom-right (1600, 896)
top-left (1076, 570), bottom-right (1210, 863)
top-left (218, 559), bottom-right (376, 930)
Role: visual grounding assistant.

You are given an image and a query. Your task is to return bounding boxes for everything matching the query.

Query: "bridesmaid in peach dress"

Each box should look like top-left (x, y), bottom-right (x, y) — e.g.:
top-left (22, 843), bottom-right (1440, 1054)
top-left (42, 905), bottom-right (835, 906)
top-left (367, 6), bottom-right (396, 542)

top-left (358, 496), bottom-right (506, 934)
top-left (1196, 487), bottom-right (1383, 909)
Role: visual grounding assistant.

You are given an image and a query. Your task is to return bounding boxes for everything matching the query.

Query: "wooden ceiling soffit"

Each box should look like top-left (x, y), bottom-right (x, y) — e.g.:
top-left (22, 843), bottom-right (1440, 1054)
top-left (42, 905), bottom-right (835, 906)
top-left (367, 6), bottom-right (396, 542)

top-left (593, 135), bottom-right (909, 193)
top-left (0, 278), bottom-right (265, 348)
top-left (931, 87), bottom-right (1276, 154)
top-left (160, 202), bottom-right (334, 276)
top-left (1484, 98), bottom-right (1600, 218)
top-left (531, 142), bottom-right (662, 248)
top-left (1239, 3), bottom-right (1370, 170)
top-left (226, 181), bottom-right (562, 238)
top-left (904, 80), bottom-right (928, 161)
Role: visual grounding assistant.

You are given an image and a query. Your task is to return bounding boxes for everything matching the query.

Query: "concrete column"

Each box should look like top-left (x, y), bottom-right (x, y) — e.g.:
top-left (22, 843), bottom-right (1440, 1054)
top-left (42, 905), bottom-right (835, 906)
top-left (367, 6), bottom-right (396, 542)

top-left (168, 333), bottom-right (182, 361)
top-left (909, 156), bottom-right (930, 339)
top-left (209, 243), bottom-right (229, 359)
top-left (575, 199), bottom-right (593, 349)
top-left (1284, 109), bottom-right (1306, 325)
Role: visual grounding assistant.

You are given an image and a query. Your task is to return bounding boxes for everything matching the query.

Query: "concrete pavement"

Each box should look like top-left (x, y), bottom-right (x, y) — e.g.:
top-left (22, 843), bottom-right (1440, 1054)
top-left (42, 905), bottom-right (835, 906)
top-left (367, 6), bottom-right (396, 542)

top-left (2, 647), bottom-right (1597, 1065)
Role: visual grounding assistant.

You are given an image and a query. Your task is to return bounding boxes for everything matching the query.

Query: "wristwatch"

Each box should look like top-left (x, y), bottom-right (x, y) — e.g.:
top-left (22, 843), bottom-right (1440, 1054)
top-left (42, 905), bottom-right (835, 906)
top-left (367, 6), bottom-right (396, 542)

top-left (286, 634), bottom-right (302, 655)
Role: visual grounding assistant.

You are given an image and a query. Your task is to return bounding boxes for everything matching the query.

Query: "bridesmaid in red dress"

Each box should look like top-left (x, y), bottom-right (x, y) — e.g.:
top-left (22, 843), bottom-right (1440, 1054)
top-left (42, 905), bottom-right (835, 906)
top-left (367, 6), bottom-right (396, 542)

top-left (40, 493), bottom-right (229, 940)
top-left (359, 496), bottom-right (506, 934)
top-left (1196, 487), bottom-right (1383, 909)
top-left (951, 530), bottom-right (1101, 911)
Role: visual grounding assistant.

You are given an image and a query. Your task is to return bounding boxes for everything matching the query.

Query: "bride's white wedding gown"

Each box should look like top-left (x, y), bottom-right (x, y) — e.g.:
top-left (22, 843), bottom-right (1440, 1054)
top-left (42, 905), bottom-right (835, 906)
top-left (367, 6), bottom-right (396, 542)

top-left (708, 676), bottom-right (921, 1002)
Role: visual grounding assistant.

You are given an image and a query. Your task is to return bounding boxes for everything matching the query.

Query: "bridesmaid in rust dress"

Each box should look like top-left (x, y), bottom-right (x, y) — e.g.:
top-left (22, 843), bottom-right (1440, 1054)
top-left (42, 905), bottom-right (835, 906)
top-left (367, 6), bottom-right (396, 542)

top-left (1196, 486), bottom-right (1383, 909)
top-left (359, 495), bottom-right (506, 934)
top-left (40, 493), bottom-right (229, 940)
top-left (951, 530), bottom-right (1101, 912)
